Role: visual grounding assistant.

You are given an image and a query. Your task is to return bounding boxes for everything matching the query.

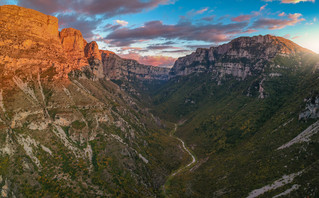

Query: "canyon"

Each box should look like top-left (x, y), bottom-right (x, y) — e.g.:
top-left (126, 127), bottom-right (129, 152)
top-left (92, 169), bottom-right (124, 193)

top-left (0, 5), bottom-right (319, 198)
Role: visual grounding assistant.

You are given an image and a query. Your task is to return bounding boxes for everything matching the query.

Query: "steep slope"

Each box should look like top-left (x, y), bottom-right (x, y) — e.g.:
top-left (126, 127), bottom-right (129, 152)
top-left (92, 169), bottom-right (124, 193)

top-left (145, 35), bottom-right (319, 197)
top-left (0, 5), bottom-right (187, 197)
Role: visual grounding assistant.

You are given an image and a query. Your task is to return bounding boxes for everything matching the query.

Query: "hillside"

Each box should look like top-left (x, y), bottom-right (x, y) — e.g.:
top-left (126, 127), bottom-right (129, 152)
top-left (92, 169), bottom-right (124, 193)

top-left (144, 35), bottom-right (319, 197)
top-left (0, 5), bottom-right (185, 197)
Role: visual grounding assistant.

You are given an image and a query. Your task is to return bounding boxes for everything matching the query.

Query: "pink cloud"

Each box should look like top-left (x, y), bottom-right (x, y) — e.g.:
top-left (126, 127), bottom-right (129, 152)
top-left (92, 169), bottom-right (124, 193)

top-left (121, 47), bottom-right (143, 51)
top-left (260, 4), bottom-right (267, 11)
top-left (196, 7), bottom-right (209, 14)
top-left (120, 52), bottom-right (176, 67)
top-left (278, 12), bottom-right (286, 17)
top-left (251, 13), bottom-right (305, 30)
top-left (264, 0), bottom-right (315, 3)
top-left (281, 0), bottom-right (315, 3)
top-left (243, 29), bottom-right (257, 33)
top-left (283, 34), bottom-right (291, 38)
top-left (231, 15), bottom-right (252, 22)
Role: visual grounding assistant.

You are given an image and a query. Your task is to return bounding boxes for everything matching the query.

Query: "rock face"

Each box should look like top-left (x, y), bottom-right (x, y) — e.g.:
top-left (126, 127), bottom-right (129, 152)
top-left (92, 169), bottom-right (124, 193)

top-left (0, 5), bottom-right (169, 85)
top-left (60, 28), bottom-right (87, 59)
top-left (170, 35), bottom-right (313, 80)
top-left (0, 5), bottom-right (59, 41)
top-left (85, 41), bottom-right (102, 61)
top-left (0, 5), bottom-right (85, 85)
top-left (101, 52), bottom-right (170, 81)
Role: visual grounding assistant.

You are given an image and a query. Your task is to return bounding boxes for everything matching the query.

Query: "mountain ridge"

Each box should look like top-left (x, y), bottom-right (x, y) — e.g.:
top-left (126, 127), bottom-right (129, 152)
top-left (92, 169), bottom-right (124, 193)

top-left (170, 34), bottom-right (316, 80)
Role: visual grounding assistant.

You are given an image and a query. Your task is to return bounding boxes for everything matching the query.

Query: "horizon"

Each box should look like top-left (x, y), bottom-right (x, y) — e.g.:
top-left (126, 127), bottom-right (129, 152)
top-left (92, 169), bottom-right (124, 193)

top-left (1, 0), bottom-right (318, 67)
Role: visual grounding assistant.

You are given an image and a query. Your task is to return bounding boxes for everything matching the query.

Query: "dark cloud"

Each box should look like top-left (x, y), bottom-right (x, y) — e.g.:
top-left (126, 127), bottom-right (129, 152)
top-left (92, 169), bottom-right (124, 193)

top-left (18, 0), bottom-right (69, 14)
top-left (18, 0), bottom-right (174, 16)
top-left (162, 49), bottom-right (191, 53)
top-left (147, 45), bottom-right (181, 50)
top-left (201, 15), bottom-right (215, 22)
top-left (251, 13), bottom-right (305, 30)
top-left (186, 44), bottom-right (213, 49)
top-left (57, 13), bottom-right (102, 39)
top-left (106, 20), bottom-right (248, 46)
top-left (104, 24), bottom-right (122, 32)
top-left (162, 41), bottom-right (177, 45)
top-left (17, 0), bottom-right (176, 40)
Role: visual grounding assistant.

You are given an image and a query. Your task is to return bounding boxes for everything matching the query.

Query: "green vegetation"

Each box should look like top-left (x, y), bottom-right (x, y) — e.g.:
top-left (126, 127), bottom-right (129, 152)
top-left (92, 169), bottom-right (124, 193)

top-left (139, 54), bottom-right (319, 197)
top-left (71, 120), bottom-right (86, 130)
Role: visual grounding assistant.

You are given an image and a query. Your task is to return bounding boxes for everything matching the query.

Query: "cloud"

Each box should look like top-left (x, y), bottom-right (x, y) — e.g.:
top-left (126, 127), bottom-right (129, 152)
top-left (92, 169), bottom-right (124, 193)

top-left (106, 20), bottom-right (248, 46)
top-left (57, 12), bottom-right (103, 39)
top-left (243, 29), bottom-right (258, 33)
top-left (147, 45), bottom-right (181, 50)
top-left (260, 4), bottom-right (267, 11)
top-left (263, 0), bottom-right (315, 3)
top-left (251, 13), bottom-right (305, 30)
top-left (121, 47), bottom-right (143, 51)
top-left (16, 0), bottom-right (176, 40)
top-left (116, 20), bottom-right (129, 26)
top-left (231, 15), bottom-right (252, 22)
top-left (17, 0), bottom-right (175, 16)
top-left (283, 34), bottom-right (291, 38)
top-left (119, 52), bottom-right (176, 67)
top-left (104, 24), bottom-right (122, 31)
top-left (162, 49), bottom-right (191, 53)
top-left (186, 44), bottom-right (213, 49)
top-left (201, 15), bottom-right (215, 21)
top-left (278, 12), bottom-right (286, 16)
top-left (281, 0), bottom-right (315, 3)
top-left (196, 7), bottom-right (209, 14)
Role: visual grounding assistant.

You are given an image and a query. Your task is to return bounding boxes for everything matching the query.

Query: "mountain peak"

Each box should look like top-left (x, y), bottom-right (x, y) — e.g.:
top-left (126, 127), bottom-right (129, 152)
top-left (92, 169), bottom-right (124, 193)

top-left (228, 34), bottom-right (313, 55)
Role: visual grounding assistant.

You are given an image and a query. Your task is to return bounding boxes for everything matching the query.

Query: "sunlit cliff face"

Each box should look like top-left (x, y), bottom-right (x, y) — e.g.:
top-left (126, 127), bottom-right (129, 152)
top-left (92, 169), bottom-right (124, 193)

top-left (0, 5), bottom-right (105, 86)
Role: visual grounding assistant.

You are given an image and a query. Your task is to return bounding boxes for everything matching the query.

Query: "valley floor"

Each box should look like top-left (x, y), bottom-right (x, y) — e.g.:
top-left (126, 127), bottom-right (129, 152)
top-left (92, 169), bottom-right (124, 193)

top-left (162, 124), bottom-right (197, 197)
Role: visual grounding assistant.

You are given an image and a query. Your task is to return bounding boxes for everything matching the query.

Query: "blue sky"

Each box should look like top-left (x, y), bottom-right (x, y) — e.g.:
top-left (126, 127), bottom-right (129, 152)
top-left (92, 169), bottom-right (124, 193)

top-left (1, 0), bottom-right (318, 66)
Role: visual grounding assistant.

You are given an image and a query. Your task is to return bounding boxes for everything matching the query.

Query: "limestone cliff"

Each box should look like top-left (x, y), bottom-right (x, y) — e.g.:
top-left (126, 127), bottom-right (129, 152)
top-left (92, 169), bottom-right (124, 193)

top-left (0, 5), bottom-right (59, 41)
top-left (85, 41), bottom-right (102, 61)
top-left (0, 5), bottom-right (169, 86)
top-left (170, 35), bottom-right (314, 80)
top-left (100, 52), bottom-right (170, 81)
top-left (0, 5), bottom-right (86, 85)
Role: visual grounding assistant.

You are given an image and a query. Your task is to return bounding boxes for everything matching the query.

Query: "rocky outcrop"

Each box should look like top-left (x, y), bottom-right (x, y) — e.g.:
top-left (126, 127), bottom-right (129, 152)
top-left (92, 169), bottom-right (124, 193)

top-left (85, 41), bottom-right (101, 61)
top-left (170, 35), bottom-right (313, 80)
top-left (60, 28), bottom-right (87, 59)
top-left (299, 96), bottom-right (319, 120)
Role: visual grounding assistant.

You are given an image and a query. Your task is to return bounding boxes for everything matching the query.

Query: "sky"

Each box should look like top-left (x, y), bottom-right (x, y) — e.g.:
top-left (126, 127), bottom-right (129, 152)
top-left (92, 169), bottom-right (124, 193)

top-left (0, 0), bottom-right (318, 67)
